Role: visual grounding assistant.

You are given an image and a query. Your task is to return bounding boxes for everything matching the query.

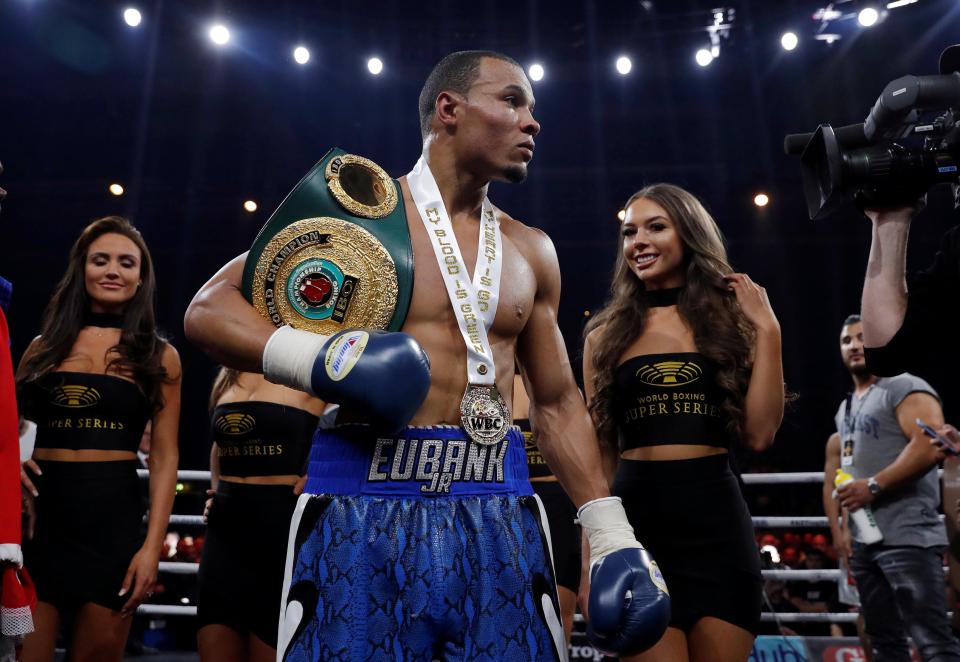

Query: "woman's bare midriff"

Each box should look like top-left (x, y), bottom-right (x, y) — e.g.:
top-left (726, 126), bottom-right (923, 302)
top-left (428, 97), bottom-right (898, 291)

top-left (33, 448), bottom-right (138, 462)
top-left (620, 444), bottom-right (727, 461)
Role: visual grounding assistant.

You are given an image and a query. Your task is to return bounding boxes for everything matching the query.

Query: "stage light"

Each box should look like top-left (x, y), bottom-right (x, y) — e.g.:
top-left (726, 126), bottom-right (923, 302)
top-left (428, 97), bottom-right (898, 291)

top-left (780, 32), bottom-right (798, 51)
top-left (615, 56), bottom-right (632, 75)
top-left (243, 200), bottom-right (258, 212)
top-left (123, 7), bottom-right (142, 27)
top-left (617, 209), bottom-right (626, 221)
top-left (528, 63), bottom-right (544, 82)
top-left (367, 57), bottom-right (383, 75)
top-left (695, 48), bottom-right (714, 67)
top-left (109, 183), bottom-right (124, 196)
top-left (209, 24), bottom-right (230, 46)
top-left (754, 193), bottom-right (770, 207)
top-left (858, 7), bottom-right (879, 27)
top-left (886, 0), bottom-right (917, 7)
top-left (293, 46), bottom-right (310, 65)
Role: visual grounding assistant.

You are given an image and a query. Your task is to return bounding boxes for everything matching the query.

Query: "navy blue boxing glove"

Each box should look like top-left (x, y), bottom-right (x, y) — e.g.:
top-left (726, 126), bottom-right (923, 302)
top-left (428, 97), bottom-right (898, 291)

top-left (262, 326), bottom-right (430, 433)
top-left (579, 496), bottom-right (671, 656)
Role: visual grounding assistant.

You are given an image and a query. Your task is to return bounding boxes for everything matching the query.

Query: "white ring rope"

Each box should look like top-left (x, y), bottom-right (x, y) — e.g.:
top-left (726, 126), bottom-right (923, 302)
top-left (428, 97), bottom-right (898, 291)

top-left (134, 605), bottom-right (864, 623)
top-left (147, 469), bottom-right (950, 624)
top-left (164, 563), bottom-right (940, 584)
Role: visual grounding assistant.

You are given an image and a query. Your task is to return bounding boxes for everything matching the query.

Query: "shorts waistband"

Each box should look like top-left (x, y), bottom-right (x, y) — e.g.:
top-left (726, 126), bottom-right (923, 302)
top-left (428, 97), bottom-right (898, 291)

top-left (305, 425), bottom-right (532, 497)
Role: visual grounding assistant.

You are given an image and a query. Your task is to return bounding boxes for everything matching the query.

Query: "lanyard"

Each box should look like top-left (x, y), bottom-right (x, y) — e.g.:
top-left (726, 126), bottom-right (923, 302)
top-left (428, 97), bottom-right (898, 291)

top-left (406, 155), bottom-right (502, 386)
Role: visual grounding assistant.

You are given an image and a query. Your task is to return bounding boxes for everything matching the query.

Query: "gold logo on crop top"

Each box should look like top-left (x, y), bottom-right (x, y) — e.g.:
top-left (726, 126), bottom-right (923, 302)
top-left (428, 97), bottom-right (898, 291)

top-left (215, 413), bottom-right (257, 435)
top-left (52, 385), bottom-right (102, 408)
top-left (635, 361), bottom-right (702, 388)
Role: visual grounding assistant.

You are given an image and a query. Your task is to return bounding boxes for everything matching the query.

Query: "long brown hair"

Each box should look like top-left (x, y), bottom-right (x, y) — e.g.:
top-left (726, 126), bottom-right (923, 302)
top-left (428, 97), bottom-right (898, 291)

top-left (16, 216), bottom-right (169, 412)
top-left (209, 367), bottom-right (241, 412)
top-left (585, 183), bottom-right (755, 447)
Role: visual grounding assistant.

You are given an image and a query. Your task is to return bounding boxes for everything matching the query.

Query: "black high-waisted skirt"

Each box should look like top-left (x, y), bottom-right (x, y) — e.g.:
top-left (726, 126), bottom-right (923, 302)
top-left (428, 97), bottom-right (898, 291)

top-left (25, 460), bottom-right (145, 612)
top-left (613, 453), bottom-right (761, 635)
top-left (197, 480), bottom-right (299, 647)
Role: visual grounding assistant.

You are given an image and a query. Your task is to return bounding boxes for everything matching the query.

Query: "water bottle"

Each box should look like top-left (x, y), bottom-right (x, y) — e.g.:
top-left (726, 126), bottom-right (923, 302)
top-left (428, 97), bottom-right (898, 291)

top-left (835, 469), bottom-right (883, 544)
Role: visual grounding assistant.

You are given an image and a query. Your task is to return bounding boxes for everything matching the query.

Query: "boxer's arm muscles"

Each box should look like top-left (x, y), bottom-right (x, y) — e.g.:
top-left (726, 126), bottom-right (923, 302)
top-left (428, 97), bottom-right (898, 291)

top-left (582, 331), bottom-right (618, 485)
top-left (517, 229), bottom-right (609, 508)
top-left (184, 253), bottom-right (277, 372)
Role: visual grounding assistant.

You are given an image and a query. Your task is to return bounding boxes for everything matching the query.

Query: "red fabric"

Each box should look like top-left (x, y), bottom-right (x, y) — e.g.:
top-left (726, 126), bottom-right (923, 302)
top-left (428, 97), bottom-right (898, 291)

top-left (1, 565), bottom-right (35, 636)
top-left (0, 309), bottom-right (19, 548)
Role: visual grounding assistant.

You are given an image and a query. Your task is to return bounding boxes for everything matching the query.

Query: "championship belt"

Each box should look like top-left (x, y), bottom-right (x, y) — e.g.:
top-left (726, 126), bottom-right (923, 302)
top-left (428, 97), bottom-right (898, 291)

top-left (241, 148), bottom-right (413, 334)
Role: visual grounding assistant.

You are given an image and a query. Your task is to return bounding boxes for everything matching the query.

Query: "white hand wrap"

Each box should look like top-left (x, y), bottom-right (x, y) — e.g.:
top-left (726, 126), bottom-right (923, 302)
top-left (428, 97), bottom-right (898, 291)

top-left (577, 496), bottom-right (643, 568)
top-left (261, 326), bottom-right (330, 394)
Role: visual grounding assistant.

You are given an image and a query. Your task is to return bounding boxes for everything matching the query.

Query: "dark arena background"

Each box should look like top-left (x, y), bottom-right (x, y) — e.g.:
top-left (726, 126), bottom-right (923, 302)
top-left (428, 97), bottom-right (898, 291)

top-left (2, 0), bottom-right (959, 659)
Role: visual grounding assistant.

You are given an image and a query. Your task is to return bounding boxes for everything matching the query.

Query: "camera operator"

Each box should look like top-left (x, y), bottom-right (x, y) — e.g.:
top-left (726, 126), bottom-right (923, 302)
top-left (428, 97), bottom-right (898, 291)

top-left (861, 46), bottom-right (960, 423)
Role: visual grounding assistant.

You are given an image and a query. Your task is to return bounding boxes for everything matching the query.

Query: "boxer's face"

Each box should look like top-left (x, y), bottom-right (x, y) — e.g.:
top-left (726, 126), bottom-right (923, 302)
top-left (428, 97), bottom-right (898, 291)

top-left (840, 322), bottom-right (868, 375)
top-left (84, 232), bottom-right (142, 313)
top-left (622, 197), bottom-right (685, 289)
top-left (456, 58), bottom-right (539, 184)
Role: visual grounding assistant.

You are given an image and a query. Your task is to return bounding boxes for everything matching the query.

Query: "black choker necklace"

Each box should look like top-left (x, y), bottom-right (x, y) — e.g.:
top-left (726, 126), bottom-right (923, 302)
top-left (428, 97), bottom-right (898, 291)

top-left (646, 287), bottom-right (683, 308)
top-left (84, 311), bottom-right (125, 329)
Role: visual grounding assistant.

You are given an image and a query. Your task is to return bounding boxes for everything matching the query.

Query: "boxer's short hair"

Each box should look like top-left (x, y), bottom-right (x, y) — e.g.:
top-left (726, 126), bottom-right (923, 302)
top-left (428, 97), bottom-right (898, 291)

top-left (419, 50), bottom-right (522, 139)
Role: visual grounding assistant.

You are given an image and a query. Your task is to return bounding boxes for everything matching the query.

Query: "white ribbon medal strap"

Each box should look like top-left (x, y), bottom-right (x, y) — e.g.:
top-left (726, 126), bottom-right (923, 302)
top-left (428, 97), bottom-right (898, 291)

top-left (406, 155), bottom-right (510, 445)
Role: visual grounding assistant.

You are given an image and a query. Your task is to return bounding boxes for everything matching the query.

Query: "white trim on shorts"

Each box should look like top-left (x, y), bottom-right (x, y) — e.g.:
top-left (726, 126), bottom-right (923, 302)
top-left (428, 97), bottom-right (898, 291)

top-left (276, 493), bottom-right (311, 662)
top-left (533, 493), bottom-right (569, 662)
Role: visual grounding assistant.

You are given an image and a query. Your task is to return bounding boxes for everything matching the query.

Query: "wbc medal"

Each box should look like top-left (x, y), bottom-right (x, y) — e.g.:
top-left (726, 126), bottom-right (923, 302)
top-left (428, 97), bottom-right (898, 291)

top-left (241, 148), bottom-right (414, 334)
top-left (460, 384), bottom-right (510, 446)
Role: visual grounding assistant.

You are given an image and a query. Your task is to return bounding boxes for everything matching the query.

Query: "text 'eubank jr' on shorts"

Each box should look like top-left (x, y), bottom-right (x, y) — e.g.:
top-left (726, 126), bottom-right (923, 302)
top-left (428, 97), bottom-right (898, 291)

top-left (277, 425), bottom-right (569, 662)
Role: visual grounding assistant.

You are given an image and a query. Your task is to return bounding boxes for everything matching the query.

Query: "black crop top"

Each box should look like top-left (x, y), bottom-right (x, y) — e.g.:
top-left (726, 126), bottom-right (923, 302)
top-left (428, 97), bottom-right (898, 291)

top-left (612, 352), bottom-right (733, 452)
top-left (517, 418), bottom-right (553, 479)
top-left (22, 372), bottom-right (151, 453)
top-left (211, 401), bottom-right (318, 477)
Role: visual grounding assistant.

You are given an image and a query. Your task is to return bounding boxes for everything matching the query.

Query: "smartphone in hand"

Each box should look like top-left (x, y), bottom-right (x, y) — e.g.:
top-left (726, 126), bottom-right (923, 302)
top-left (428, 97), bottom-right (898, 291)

top-left (916, 418), bottom-right (960, 456)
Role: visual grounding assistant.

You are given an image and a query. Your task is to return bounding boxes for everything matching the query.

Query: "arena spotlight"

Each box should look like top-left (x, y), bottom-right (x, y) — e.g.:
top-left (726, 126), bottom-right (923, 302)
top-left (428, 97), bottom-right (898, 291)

top-left (615, 56), bottom-right (632, 75)
top-left (617, 209), bottom-right (626, 221)
top-left (123, 7), bottom-right (142, 27)
top-left (243, 200), bottom-right (258, 212)
top-left (857, 7), bottom-right (879, 27)
top-left (695, 48), bottom-right (714, 67)
top-left (208, 24), bottom-right (230, 46)
top-left (780, 32), bottom-right (798, 51)
top-left (367, 57), bottom-right (383, 75)
top-left (528, 63), bottom-right (544, 82)
top-left (754, 193), bottom-right (770, 207)
top-left (293, 46), bottom-right (310, 65)
top-left (109, 183), bottom-right (124, 196)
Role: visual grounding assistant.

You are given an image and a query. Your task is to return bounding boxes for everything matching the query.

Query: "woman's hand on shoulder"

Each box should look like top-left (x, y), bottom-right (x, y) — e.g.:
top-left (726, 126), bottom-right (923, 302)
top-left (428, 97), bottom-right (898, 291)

top-left (724, 273), bottom-right (780, 336)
